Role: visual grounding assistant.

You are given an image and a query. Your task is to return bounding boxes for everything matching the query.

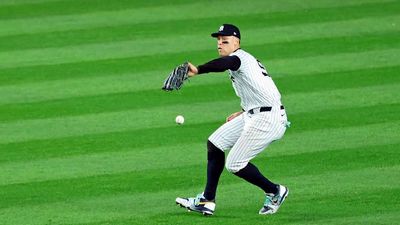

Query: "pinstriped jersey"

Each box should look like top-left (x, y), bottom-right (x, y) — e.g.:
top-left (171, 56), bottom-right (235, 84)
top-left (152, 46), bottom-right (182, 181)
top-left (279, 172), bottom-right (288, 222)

top-left (228, 49), bottom-right (282, 111)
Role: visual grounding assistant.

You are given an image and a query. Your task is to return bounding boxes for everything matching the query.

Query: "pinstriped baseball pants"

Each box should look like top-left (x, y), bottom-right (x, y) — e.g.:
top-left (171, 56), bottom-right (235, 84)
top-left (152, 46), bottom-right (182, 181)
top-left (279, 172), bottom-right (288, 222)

top-left (208, 106), bottom-right (287, 173)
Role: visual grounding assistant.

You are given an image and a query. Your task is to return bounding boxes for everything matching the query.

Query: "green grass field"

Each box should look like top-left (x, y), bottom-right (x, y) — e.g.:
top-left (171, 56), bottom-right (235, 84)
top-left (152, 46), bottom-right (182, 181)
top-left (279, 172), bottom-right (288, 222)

top-left (1, 0), bottom-right (399, 224)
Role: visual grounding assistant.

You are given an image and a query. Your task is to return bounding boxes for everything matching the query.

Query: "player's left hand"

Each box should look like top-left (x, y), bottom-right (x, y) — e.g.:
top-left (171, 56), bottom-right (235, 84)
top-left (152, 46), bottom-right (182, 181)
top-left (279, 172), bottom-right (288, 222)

top-left (162, 62), bottom-right (190, 91)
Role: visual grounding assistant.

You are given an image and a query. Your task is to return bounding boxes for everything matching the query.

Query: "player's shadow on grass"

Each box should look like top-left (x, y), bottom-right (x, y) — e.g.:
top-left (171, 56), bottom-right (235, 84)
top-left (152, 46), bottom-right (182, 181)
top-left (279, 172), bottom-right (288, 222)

top-left (167, 211), bottom-right (241, 219)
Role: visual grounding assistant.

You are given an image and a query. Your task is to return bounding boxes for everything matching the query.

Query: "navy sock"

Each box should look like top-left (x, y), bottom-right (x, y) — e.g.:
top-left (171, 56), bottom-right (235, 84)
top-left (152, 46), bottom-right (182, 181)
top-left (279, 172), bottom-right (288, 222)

top-left (203, 140), bottom-right (225, 201)
top-left (234, 162), bottom-right (278, 194)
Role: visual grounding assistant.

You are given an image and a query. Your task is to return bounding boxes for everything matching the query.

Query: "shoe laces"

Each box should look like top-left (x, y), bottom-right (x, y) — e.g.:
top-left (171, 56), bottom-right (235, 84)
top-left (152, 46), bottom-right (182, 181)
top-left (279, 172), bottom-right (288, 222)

top-left (264, 194), bottom-right (279, 206)
top-left (194, 193), bottom-right (205, 206)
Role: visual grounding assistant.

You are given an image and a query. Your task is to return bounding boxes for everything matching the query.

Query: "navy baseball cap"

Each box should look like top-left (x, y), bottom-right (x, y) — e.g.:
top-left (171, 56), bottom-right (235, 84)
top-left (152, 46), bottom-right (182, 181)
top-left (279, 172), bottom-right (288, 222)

top-left (211, 24), bottom-right (241, 39)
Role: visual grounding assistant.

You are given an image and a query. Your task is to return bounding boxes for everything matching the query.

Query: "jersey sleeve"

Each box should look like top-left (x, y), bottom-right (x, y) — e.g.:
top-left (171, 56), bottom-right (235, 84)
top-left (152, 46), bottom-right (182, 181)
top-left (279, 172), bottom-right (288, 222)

top-left (197, 55), bottom-right (241, 74)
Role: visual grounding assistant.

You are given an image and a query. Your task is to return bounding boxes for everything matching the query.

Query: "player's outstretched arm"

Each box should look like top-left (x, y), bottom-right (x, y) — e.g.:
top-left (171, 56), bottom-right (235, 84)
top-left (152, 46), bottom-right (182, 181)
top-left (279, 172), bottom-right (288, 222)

top-left (191, 56), bottom-right (241, 77)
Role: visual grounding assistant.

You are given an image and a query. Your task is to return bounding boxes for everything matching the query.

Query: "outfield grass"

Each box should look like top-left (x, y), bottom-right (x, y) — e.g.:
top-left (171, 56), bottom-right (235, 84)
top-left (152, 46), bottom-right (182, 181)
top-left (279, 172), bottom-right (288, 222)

top-left (0, 0), bottom-right (399, 224)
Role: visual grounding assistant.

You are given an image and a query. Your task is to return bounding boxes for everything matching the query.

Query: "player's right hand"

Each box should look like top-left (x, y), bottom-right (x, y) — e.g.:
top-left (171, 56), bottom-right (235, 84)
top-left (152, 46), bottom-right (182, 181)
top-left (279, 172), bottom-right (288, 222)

top-left (226, 111), bottom-right (243, 122)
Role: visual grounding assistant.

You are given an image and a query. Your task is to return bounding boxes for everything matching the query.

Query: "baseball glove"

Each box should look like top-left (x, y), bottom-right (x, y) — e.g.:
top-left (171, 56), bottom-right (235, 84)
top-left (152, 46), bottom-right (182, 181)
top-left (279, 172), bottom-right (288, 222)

top-left (162, 62), bottom-right (189, 91)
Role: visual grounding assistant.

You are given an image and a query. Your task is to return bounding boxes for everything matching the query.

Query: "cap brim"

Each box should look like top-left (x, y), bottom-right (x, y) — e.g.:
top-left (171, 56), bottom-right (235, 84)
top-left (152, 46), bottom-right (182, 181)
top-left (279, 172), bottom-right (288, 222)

top-left (211, 32), bottom-right (231, 37)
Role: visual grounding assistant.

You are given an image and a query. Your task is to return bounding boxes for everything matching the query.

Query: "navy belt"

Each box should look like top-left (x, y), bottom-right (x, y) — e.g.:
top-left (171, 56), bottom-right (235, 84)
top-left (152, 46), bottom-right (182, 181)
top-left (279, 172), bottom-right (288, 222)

top-left (248, 105), bottom-right (284, 114)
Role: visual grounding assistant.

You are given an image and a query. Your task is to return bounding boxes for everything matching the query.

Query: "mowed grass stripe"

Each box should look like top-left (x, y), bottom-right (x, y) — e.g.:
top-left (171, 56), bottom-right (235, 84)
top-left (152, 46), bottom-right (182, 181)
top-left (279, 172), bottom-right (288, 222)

top-left (1, 103), bottom-right (399, 164)
top-left (2, 1), bottom-right (399, 52)
top-left (0, 0), bottom-right (389, 37)
top-left (1, 30), bottom-right (399, 86)
top-left (94, 211), bottom-right (400, 225)
top-left (287, 103), bottom-right (400, 132)
top-left (0, 120), bottom-right (398, 186)
top-left (0, 122), bottom-right (219, 164)
top-left (304, 213), bottom-right (400, 225)
top-left (1, 15), bottom-right (399, 69)
top-left (284, 83), bottom-right (399, 114)
top-left (0, 0), bottom-right (61, 6)
top-left (0, 166), bottom-right (397, 225)
top-left (0, 143), bottom-right (397, 209)
top-left (272, 121), bottom-right (399, 158)
top-left (0, 0), bottom-right (393, 20)
top-left (0, 66), bottom-right (399, 122)
top-left (269, 48), bottom-right (399, 78)
top-left (1, 48), bottom-right (399, 106)
top-left (0, 0), bottom-right (189, 20)
top-left (0, 100), bottom-right (239, 144)
top-left (0, 83), bottom-right (399, 144)
top-left (249, 30), bottom-right (400, 59)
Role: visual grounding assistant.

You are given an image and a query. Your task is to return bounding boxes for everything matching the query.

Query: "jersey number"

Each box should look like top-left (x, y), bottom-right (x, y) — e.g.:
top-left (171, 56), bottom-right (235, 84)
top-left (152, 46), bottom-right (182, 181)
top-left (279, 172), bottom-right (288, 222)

top-left (257, 60), bottom-right (268, 76)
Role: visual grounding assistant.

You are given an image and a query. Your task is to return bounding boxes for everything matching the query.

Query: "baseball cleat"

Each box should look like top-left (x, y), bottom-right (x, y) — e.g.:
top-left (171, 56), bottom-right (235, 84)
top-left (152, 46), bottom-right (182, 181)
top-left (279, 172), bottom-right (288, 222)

top-left (176, 193), bottom-right (215, 216)
top-left (259, 185), bottom-right (289, 215)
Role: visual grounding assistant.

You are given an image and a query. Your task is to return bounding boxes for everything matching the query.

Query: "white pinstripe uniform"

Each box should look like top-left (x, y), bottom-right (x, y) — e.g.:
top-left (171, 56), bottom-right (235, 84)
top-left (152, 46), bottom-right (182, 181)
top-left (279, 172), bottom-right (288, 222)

top-left (209, 49), bottom-right (288, 173)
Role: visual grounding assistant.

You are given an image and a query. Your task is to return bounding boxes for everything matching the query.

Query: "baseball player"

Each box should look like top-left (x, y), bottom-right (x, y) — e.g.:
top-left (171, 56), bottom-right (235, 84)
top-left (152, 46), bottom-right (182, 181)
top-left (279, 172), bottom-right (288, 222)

top-left (176, 24), bottom-right (289, 216)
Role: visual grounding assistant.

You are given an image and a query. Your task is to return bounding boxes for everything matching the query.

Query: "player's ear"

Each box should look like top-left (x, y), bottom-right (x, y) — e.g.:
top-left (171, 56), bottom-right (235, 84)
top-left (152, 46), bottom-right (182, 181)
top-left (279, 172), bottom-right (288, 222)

top-left (233, 37), bottom-right (240, 47)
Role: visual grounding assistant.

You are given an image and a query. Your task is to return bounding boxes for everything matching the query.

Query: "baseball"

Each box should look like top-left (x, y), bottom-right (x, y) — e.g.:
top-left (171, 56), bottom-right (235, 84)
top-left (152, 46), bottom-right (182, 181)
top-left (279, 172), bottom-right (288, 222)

top-left (175, 115), bottom-right (185, 125)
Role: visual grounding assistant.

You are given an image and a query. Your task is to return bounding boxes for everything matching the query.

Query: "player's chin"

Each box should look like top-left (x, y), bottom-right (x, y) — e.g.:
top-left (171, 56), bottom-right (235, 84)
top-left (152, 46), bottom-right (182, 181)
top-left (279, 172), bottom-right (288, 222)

top-left (218, 50), bottom-right (227, 57)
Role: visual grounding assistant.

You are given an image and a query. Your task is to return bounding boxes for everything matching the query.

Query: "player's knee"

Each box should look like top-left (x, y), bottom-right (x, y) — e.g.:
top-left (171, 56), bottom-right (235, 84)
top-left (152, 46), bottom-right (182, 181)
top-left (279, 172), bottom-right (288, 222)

top-left (225, 159), bottom-right (244, 173)
top-left (207, 140), bottom-right (221, 153)
top-left (225, 163), bottom-right (239, 173)
top-left (207, 140), bottom-right (225, 161)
